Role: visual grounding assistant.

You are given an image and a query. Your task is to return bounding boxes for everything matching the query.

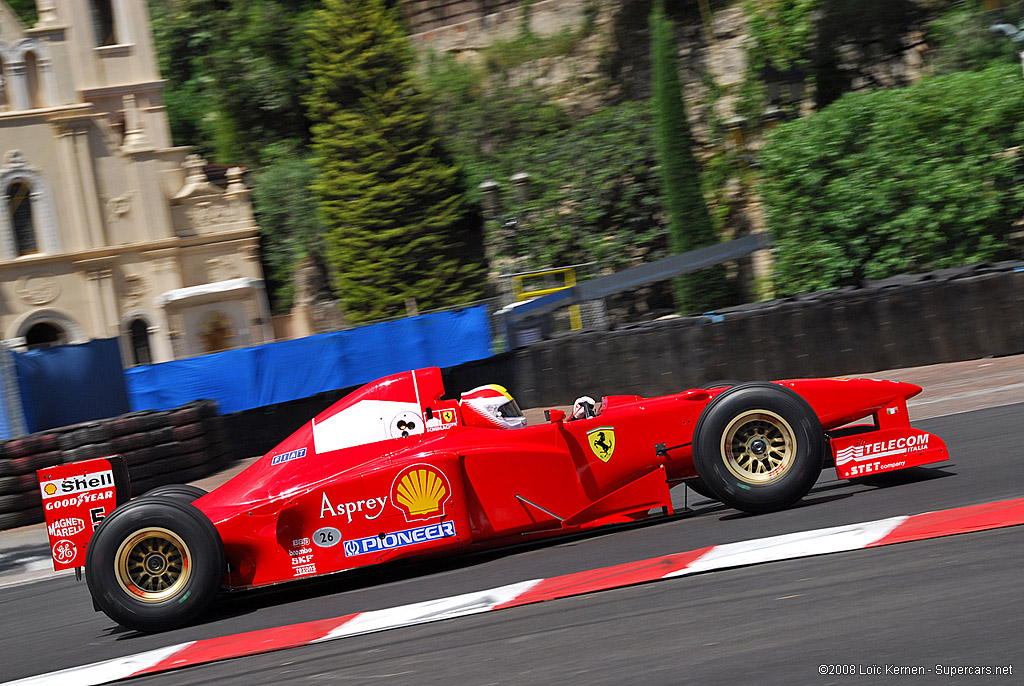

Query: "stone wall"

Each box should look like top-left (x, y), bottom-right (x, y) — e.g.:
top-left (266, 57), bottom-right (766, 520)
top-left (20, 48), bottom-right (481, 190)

top-left (402, 0), bottom-right (598, 53)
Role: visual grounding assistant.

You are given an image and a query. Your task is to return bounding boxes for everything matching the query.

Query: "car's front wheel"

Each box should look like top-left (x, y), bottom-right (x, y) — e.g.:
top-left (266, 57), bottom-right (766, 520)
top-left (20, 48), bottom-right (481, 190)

top-left (692, 383), bottom-right (824, 513)
top-left (85, 497), bottom-right (223, 632)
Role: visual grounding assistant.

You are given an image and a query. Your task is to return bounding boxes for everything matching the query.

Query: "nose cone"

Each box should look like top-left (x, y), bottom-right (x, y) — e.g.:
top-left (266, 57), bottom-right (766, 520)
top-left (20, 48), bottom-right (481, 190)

top-left (780, 378), bottom-right (922, 429)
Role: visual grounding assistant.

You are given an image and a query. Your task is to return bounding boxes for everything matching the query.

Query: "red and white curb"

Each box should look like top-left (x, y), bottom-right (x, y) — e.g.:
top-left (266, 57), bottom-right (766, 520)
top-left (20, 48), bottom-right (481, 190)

top-left (6, 496), bottom-right (1024, 686)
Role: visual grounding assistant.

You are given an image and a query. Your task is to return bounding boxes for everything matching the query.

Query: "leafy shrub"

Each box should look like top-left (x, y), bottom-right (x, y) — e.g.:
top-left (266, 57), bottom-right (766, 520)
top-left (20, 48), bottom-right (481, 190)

top-left (424, 56), bottom-right (667, 272)
top-left (760, 63), bottom-right (1024, 294)
top-left (925, 0), bottom-right (1024, 75)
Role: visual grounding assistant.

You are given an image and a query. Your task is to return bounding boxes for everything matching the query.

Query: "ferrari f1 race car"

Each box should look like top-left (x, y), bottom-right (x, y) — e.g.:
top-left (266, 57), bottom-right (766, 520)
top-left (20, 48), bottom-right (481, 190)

top-left (37, 367), bottom-right (948, 632)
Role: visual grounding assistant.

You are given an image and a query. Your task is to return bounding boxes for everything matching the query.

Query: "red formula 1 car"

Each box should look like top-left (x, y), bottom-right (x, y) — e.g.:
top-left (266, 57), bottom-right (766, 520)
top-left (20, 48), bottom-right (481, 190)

top-left (40, 367), bottom-right (948, 632)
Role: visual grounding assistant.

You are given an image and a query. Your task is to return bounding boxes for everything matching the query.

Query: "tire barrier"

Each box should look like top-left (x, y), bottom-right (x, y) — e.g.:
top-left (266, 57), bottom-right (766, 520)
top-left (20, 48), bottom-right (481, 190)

top-left (0, 399), bottom-right (234, 530)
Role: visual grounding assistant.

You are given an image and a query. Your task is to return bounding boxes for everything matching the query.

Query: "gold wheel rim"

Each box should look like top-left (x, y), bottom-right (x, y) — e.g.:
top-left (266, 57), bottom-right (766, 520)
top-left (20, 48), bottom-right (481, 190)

top-left (114, 527), bottom-right (191, 603)
top-left (720, 409), bottom-right (796, 484)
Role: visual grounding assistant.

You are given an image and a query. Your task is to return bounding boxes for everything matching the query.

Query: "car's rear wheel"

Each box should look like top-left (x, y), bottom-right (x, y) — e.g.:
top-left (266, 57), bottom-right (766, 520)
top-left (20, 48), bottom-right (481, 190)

top-left (86, 497), bottom-right (223, 632)
top-left (693, 383), bottom-right (823, 513)
top-left (142, 484), bottom-right (208, 504)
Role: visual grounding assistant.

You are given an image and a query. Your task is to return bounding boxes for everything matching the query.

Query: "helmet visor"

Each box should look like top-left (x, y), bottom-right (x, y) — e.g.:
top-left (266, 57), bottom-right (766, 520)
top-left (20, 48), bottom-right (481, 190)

top-left (496, 398), bottom-right (524, 419)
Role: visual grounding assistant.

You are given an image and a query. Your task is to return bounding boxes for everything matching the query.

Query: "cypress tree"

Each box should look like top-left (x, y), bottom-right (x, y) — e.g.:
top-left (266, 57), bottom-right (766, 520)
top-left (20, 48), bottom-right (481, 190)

top-left (649, 0), bottom-right (727, 314)
top-left (305, 0), bottom-right (484, 323)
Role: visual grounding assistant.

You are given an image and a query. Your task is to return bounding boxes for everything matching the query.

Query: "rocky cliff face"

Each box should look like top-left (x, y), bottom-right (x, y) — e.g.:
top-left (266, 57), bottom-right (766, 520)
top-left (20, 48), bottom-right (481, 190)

top-left (404, 0), bottom-right (933, 125)
top-left (405, 0), bottom-right (938, 315)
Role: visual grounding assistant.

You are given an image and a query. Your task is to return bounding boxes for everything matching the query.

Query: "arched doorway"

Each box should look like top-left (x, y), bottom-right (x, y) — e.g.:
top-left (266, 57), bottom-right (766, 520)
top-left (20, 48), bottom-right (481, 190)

top-left (25, 321), bottom-right (66, 349)
top-left (129, 318), bottom-right (152, 365)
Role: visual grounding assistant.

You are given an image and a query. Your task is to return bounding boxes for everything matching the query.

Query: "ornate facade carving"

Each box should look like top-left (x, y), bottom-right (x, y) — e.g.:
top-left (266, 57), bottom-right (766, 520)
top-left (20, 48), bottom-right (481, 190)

top-left (0, 0), bottom-right (271, 360)
top-left (106, 191), bottom-right (134, 224)
top-left (120, 273), bottom-right (146, 307)
top-left (15, 273), bottom-right (60, 305)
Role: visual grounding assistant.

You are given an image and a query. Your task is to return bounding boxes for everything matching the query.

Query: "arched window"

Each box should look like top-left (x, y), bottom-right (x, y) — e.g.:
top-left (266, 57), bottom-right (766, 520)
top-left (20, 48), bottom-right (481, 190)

top-left (91, 1), bottom-right (118, 46)
top-left (25, 322), bottom-right (66, 349)
top-left (129, 318), bottom-right (152, 365)
top-left (7, 181), bottom-right (37, 255)
top-left (24, 51), bottom-right (41, 108)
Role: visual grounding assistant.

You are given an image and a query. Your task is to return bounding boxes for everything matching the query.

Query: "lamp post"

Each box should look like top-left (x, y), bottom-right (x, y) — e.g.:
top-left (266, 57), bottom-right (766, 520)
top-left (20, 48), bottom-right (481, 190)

top-left (510, 172), bottom-right (531, 204)
top-left (761, 63), bottom-right (805, 124)
top-left (478, 179), bottom-right (501, 220)
top-left (478, 172), bottom-right (531, 270)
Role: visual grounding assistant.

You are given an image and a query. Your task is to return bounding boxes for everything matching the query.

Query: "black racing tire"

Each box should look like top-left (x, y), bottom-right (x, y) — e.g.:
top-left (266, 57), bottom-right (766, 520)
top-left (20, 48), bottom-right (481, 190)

top-left (172, 422), bottom-right (203, 441)
top-left (685, 382), bottom-right (747, 502)
top-left (693, 383), bottom-right (824, 514)
top-left (5, 439), bottom-right (32, 459)
top-left (0, 475), bottom-right (20, 495)
top-left (699, 380), bottom-right (745, 390)
top-left (142, 484), bottom-right (208, 504)
top-left (684, 477), bottom-right (717, 500)
top-left (85, 497), bottom-right (224, 633)
top-left (0, 490), bottom-right (40, 511)
top-left (169, 406), bottom-right (202, 427)
top-left (0, 508), bottom-right (33, 530)
top-left (111, 432), bottom-right (147, 453)
top-left (0, 474), bottom-right (37, 495)
top-left (147, 426), bottom-right (175, 446)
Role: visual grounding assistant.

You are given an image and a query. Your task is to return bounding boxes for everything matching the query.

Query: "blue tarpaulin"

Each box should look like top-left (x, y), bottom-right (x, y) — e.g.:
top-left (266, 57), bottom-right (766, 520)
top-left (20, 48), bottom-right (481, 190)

top-left (125, 305), bottom-right (493, 414)
top-left (14, 337), bottom-right (130, 433)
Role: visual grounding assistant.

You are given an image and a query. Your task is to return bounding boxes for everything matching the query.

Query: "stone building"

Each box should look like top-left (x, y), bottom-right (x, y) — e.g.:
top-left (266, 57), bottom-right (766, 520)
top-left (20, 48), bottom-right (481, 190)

top-left (0, 0), bottom-right (272, 365)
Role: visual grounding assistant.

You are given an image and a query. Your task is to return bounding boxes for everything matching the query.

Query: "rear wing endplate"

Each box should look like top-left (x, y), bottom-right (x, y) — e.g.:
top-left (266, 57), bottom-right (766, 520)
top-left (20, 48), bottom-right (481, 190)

top-left (36, 455), bottom-right (131, 573)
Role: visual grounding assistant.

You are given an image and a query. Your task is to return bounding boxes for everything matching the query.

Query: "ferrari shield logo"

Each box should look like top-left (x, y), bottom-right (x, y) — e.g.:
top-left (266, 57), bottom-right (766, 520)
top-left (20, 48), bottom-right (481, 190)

top-left (441, 409), bottom-right (454, 423)
top-left (586, 427), bottom-right (616, 462)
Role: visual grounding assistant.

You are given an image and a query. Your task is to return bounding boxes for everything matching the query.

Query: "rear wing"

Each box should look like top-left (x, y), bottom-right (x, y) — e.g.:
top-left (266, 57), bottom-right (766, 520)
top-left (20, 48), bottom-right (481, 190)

top-left (36, 456), bottom-right (131, 573)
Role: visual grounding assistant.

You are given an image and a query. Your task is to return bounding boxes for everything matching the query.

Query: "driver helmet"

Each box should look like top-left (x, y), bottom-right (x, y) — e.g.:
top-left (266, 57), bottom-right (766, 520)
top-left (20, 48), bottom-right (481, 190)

top-left (572, 396), bottom-right (597, 420)
top-left (460, 384), bottom-right (527, 429)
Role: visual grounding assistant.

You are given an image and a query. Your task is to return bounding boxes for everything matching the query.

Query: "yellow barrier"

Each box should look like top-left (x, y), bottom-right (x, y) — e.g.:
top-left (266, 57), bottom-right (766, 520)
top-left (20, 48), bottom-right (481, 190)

top-left (511, 266), bottom-right (583, 331)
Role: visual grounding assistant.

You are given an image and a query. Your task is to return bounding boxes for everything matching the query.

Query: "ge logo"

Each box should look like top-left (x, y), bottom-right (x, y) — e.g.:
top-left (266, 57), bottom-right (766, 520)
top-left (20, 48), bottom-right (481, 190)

top-left (53, 539), bottom-right (77, 565)
top-left (344, 541), bottom-right (360, 557)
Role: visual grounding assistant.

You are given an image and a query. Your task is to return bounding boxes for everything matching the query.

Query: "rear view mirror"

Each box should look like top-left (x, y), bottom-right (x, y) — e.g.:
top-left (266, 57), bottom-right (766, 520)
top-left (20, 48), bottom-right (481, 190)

top-left (545, 409), bottom-right (566, 423)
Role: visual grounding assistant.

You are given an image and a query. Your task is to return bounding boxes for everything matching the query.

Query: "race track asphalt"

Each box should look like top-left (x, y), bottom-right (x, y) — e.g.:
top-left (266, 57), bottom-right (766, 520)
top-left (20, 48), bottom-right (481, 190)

top-left (1, 402), bottom-right (1022, 684)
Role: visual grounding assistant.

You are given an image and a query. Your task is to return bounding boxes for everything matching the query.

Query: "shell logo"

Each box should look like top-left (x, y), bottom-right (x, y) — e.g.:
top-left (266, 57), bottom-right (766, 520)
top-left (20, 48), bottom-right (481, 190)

top-left (44, 483), bottom-right (57, 496)
top-left (391, 464), bottom-right (451, 522)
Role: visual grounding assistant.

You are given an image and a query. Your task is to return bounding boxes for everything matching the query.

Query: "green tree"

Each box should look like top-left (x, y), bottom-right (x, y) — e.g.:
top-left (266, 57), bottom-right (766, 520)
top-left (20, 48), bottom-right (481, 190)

top-left (7, 0), bottom-right (36, 25)
top-left (649, 0), bottom-right (727, 313)
top-left (424, 55), bottom-right (671, 274)
top-left (148, 0), bottom-right (319, 166)
top-left (252, 144), bottom-right (326, 313)
top-left (305, 0), bottom-right (484, 323)
top-left (761, 64), bottom-right (1024, 294)
top-left (149, 0), bottom-right (330, 312)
